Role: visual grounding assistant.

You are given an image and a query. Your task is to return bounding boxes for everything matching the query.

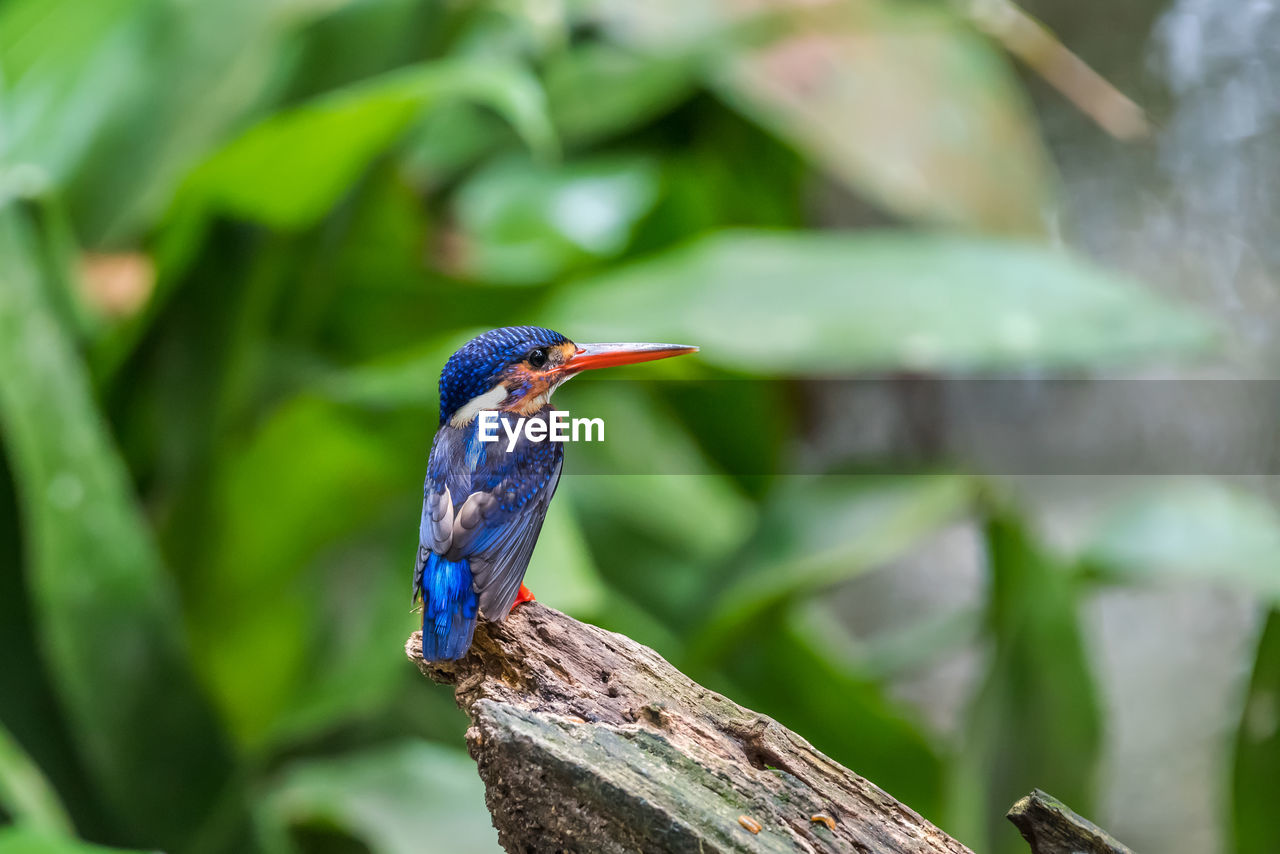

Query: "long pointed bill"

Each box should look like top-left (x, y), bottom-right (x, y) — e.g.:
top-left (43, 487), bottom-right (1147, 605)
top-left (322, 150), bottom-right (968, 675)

top-left (562, 341), bottom-right (699, 373)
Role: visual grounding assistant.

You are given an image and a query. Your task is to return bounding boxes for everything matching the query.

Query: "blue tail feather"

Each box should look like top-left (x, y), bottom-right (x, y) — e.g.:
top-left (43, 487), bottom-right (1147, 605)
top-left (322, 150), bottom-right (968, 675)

top-left (420, 553), bottom-right (479, 661)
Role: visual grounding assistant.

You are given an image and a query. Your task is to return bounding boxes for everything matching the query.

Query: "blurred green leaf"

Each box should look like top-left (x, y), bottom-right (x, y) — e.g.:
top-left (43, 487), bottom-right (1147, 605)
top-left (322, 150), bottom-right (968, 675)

top-left (264, 532), bottom-right (418, 748)
top-left (0, 208), bottom-right (249, 849)
top-left (63, 0), bottom-right (292, 242)
top-left (1083, 479), bottom-right (1280, 602)
top-left (715, 5), bottom-right (1051, 233)
top-left (0, 827), bottom-right (151, 854)
top-left (285, 0), bottom-right (450, 96)
top-left (545, 43), bottom-right (697, 146)
top-left (0, 722), bottom-right (72, 836)
top-left (547, 230), bottom-right (1215, 373)
top-left (628, 112), bottom-right (807, 245)
top-left (950, 514), bottom-right (1100, 854)
top-left (402, 103), bottom-right (508, 186)
top-left (189, 395), bottom-right (403, 746)
top-left (0, 0), bottom-right (336, 241)
top-left (523, 503), bottom-right (608, 617)
top-left (0, 450), bottom-right (106, 843)
top-left (451, 154), bottom-right (661, 284)
top-left (694, 475), bottom-right (974, 657)
top-left (0, 0), bottom-right (146, 191)
top-left (186, 60), bottom-right (556, 229)
top-left (562, 383), bottom-right (755, 567)
top-left (590, 0), bottom-right (1049, 231)
top-left (1233, 609), bottom-right (1280, 854)
top-left (658, 380), bottom-right (790, 499)
top-left (267, 741), bottom-right (499, 854)
top-left (802, 598), bottom-right (985, 682)
top-left (313, 335), bottom-right (461, 410)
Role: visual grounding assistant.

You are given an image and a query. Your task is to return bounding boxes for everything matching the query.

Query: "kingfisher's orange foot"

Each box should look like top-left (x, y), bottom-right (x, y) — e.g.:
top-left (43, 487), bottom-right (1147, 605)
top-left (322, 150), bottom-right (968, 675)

top-left (511, 584), bottom-right (536, 612)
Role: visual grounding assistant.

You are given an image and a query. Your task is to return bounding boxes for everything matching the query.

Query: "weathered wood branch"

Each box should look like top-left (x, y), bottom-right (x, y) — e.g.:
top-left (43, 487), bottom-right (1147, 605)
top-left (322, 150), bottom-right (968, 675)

top-left (407, 602), bottom-right (975, 854)
top-left (1007, 790), bottom-right (1135, 854)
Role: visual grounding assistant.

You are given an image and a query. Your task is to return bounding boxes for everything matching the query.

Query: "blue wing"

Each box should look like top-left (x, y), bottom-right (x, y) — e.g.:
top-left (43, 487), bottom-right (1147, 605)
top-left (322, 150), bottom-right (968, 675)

top-left (414, 411), bottom-right (564, 621)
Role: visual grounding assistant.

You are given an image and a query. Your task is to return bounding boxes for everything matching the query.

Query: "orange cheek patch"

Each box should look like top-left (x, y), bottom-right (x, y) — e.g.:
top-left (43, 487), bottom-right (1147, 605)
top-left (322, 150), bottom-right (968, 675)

top-left (500, 366), bottom-right (557, 415)
top-left (553, 341), bottom-right (577, 364)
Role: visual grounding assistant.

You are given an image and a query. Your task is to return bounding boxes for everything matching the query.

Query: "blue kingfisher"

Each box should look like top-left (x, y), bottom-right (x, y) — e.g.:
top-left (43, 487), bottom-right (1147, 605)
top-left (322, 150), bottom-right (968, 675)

top-left (414, 326), bottom-right (697, 660)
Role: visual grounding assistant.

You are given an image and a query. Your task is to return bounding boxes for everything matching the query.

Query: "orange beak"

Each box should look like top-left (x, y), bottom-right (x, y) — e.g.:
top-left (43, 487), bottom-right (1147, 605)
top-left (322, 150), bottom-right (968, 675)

top-left (561, 342), bottom-right (699, 373)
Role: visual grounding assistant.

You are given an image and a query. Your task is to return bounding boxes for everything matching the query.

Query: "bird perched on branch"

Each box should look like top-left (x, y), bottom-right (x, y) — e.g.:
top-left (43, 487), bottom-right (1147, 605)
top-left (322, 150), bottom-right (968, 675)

top-left (414, 326), bottom-right (698, 661)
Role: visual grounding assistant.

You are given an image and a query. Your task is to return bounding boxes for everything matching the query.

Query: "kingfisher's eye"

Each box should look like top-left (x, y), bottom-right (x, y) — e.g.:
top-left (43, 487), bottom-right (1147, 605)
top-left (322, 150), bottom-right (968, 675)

top-left (527, 348), bottom-right (548, 368)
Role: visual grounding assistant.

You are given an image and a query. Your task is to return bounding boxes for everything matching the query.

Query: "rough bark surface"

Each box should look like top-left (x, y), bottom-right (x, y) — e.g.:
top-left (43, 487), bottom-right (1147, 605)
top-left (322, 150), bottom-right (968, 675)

top-left (407, 602), bottom-right (975, 854)
top-left (1007, 790), bottom-right (1135, 854)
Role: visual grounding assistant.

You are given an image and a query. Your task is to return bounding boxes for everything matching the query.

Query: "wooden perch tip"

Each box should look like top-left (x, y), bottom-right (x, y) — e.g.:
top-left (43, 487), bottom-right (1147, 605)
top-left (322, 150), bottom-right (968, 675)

top-left (1006, 789), bottom-right (1135, 854)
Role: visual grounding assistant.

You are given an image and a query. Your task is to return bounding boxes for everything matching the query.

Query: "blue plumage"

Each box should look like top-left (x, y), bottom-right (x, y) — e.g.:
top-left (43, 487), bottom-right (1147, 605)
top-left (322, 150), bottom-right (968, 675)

top-left (413, 326), bottom-right (697, 661)
top-left (420, 553), bottom-right (478, 660)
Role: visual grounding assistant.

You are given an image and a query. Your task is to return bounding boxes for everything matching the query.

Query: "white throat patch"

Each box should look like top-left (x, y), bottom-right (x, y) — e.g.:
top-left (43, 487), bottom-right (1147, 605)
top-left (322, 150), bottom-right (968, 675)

top-left (450, 384), bottom-right (509, 428)
top-left (520, 372), bottom-right (576, 413)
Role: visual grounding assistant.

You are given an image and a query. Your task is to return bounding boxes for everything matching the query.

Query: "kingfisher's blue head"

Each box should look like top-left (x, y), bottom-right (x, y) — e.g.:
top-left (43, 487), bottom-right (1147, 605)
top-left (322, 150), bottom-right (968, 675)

top-left (437, 326), bottom-right (698, 427)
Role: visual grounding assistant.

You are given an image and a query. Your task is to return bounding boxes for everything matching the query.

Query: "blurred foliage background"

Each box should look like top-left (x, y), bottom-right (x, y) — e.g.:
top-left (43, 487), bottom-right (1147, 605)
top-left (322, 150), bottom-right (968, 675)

top-left (3, 0), bottom-right (1280, 853)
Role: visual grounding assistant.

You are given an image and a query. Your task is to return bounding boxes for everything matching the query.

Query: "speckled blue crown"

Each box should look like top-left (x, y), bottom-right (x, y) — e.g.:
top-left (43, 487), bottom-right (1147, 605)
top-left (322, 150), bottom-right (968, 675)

top-left (438, 326), bottom-right (571, 424)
